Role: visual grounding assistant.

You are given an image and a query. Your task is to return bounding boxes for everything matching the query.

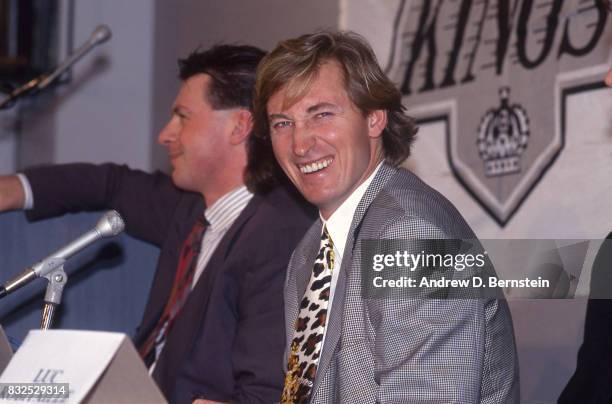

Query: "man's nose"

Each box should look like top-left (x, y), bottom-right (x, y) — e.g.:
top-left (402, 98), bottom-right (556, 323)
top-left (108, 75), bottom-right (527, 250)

top-left (292, 123), bottom-right (316, 157)
top-left (158, 118), bottom-right (177, 145)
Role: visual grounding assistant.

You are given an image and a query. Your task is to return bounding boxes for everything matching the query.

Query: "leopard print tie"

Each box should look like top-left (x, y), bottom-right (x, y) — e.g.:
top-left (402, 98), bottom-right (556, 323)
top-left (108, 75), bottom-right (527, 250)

top-left (282, 226), bottom-right (335, 404)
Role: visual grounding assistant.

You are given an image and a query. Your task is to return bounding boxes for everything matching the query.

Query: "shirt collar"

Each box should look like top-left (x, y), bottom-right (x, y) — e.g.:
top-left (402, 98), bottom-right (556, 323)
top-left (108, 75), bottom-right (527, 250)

top-left (204, 186), bottom-right (253, 231)
top-left (322, 162), bottom-right (383, 258)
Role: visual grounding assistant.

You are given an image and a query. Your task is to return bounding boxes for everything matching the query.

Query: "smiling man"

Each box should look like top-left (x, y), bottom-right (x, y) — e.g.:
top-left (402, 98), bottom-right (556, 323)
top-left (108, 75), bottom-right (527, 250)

top-left (246, 31), bottom-right (519, 403)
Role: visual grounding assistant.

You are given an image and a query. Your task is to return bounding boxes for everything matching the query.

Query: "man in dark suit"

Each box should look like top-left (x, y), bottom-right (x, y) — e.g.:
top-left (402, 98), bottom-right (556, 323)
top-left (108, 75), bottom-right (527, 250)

top-left (0, 45), bottom-right (314, 403)
top-left (246, 31), bottom-right (519, 403)
top-left (558, 67), bottom-right (612, 404)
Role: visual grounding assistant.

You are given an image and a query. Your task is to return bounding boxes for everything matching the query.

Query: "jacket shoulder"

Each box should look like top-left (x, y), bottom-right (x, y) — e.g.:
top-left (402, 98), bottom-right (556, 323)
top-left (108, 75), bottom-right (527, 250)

top-left (370, 168), bottom-right (475, 238)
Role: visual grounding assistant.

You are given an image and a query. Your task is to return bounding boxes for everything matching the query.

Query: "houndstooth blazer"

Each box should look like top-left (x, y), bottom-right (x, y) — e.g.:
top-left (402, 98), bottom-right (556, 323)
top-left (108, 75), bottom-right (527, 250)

top-left (284, 163), bottom-right (519, 403)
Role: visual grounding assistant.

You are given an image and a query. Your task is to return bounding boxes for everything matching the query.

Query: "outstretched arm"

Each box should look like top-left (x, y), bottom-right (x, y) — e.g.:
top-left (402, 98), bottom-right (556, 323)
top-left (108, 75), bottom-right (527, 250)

top-left (18, 163), bottom-right (184, 247)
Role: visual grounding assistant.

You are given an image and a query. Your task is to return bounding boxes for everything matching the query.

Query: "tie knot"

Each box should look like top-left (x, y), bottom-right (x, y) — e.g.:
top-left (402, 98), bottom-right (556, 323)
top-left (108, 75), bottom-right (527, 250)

top-left (196, 214), bottom-right (209, 228)
top-left (322, 224), bottom-right (334, 243)
top-left (321, 225), bottom-right (335, 269)
top-left (189, 215), bottom-right (208, 253)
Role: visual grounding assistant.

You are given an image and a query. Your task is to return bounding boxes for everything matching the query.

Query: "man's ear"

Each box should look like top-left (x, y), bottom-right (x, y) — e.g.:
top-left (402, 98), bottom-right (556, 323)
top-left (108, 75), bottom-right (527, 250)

top-left (367, 109), bottom-right (387, 139)
top-left (229, 109), bottom-right (254, 145)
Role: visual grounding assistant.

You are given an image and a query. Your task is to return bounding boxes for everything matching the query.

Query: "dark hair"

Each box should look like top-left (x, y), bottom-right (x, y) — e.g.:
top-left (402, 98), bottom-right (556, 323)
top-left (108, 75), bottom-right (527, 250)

top-left (245, 30), bottom-right (417, 193)
top-left (178, 44), bottom-right (265, 110)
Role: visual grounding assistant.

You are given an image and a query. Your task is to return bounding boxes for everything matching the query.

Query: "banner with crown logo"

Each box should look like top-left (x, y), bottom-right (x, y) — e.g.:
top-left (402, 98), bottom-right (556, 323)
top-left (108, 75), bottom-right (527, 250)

top-left (342, 0), bottom-right (612, 226)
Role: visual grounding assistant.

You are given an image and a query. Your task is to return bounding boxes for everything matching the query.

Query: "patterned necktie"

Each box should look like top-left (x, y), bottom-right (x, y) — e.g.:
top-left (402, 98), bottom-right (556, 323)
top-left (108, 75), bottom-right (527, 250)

top-left (282, 226), bottom-right (335, 404)
top-left (139, 215), bottom-right (207, 365)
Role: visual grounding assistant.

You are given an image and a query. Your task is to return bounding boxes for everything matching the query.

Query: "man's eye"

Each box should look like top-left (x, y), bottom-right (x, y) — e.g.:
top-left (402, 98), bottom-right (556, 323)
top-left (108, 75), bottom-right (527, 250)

top-left (272, 121), bottom-right (293, 130)
top-left (315, 111), bottom-right (332, 119)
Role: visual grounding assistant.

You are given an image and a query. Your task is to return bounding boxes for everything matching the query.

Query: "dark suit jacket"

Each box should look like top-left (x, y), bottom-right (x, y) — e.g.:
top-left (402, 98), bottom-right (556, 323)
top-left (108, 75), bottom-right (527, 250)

top-left (558, 232), bottom-right (612, 404)
top-left (24, 163), bottom-right (315, 403)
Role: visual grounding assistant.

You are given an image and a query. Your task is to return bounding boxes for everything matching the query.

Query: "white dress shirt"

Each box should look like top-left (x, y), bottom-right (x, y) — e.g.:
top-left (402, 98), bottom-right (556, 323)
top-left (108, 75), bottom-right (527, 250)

top-left (16, 173), bottom-right (34, 210)
top-left (193, 186), bottom-right (253, 286)
top-left (319, 162), bottom-right (382, 349)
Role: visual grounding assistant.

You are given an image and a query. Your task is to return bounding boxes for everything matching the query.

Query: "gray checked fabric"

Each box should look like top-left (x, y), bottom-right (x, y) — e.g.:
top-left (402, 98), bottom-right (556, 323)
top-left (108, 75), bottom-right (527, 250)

top-left (281, 226), bottom-right (335, 404)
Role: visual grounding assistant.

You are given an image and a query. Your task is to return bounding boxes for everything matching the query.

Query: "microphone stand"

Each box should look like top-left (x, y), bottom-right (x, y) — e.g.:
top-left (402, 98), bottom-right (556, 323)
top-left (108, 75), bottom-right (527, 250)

top-left (1, 210), bottom-right (124, 329)
top-left (37, 257), bottom-right (68, 330)
top-left (40, 263), bottom-right (68, 330)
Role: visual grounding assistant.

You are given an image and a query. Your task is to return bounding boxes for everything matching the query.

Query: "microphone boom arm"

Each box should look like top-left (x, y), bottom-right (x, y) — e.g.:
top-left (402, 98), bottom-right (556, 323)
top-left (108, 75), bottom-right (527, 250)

top-left (0, 24), bottom-right (111, 110)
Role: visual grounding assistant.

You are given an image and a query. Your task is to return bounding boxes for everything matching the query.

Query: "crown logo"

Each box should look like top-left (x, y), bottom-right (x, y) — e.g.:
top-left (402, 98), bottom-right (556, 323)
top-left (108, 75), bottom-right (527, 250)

top-left (477, 87), bottom-right (530, 177)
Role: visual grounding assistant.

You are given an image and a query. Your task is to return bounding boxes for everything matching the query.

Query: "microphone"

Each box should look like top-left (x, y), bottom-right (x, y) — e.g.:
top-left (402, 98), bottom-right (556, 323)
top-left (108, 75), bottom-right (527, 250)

top-left (0, 25), bottom-right (112, 110)
top-left (0, 210), bottom-right (125, 299)
top-left (37, 24), bottom-right (112, 90)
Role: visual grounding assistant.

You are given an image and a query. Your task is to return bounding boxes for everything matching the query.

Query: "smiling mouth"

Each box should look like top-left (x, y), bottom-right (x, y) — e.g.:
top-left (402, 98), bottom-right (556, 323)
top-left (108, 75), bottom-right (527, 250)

top-left (298, 157), bottom-right (333, 174)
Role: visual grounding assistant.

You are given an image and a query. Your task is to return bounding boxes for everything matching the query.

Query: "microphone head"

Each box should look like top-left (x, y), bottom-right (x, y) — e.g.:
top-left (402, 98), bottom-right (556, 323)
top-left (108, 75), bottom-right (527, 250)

top-left (96, 210), bottom-right (125, 237)
top-left (90, 25), bottom-right (112, 45)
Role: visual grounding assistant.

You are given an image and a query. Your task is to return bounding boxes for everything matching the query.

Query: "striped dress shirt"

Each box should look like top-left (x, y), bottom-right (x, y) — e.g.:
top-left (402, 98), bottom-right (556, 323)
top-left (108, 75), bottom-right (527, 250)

top-left (192, 186), bottom-right (253, 287)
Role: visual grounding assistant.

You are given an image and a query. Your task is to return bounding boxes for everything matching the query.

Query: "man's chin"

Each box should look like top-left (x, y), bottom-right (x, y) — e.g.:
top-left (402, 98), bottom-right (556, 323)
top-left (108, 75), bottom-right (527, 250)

top-left (170, 172), bottom-right (188, 191)
top-left (171, 177), bottom-right (202, 195)
top-left (301, 192), bottom-right (340, 216)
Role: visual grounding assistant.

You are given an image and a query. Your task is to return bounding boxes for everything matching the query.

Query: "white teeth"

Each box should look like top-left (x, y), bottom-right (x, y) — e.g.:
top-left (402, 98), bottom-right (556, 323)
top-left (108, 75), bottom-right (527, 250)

top-left (299, 158), bottom-right (332, 174)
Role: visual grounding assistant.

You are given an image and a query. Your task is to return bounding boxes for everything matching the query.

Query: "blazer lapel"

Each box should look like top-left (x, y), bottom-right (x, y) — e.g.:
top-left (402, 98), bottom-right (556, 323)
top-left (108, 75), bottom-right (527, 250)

top-left (311, 163), bottom-right (397, 396)
top-left (295, 221), bottom-right (323, 300)
top-left (137, 197), bottom-right (203, 343)
top-left (285, 219), bottom-right (323, 355)
top-left (183, 194), bottom-right (261, 326)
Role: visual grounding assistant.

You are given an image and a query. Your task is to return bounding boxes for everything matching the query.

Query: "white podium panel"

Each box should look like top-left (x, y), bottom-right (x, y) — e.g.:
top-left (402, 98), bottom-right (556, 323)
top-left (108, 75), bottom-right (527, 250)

top-left (0, 330), bottom-right (165, 403)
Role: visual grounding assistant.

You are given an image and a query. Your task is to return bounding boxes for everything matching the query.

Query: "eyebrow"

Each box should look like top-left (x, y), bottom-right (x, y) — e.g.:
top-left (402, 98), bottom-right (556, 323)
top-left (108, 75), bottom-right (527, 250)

top-left (306, 102), bottom-right (338, 114)
top-left (172, 105), bottom-right (190, 115)
top-left (268, 102), bottom-right (339, 121)
top-left (268, 113), bottom-right (293, 121)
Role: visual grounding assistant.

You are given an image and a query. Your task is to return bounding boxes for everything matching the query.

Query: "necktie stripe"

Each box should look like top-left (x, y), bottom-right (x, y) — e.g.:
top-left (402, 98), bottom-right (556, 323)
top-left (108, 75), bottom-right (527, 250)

top-left (139, 216), bottom-right (207, 365)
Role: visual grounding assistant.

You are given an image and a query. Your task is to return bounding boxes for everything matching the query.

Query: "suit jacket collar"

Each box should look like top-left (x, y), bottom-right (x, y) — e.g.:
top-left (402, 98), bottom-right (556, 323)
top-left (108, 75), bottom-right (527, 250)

top-left (305, 163), bottom-right (398, 396)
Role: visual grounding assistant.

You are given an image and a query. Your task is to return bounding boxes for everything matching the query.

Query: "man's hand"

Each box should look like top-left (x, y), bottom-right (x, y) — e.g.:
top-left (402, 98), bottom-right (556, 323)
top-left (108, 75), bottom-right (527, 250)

top-left (0, 175), bottom-right (25, 211)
